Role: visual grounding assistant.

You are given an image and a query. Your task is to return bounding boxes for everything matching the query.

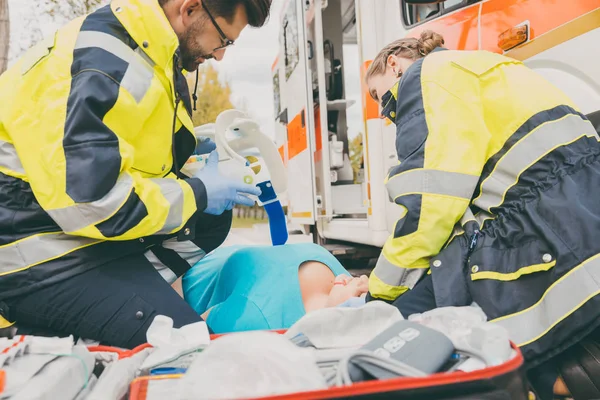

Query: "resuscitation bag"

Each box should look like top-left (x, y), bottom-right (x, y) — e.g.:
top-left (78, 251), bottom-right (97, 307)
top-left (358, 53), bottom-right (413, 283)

top-left (182, 110), bottom-right (289, 246)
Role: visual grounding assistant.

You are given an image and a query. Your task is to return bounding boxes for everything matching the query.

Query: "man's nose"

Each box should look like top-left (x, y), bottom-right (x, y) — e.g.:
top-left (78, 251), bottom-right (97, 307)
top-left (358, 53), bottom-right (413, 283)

top-left (212, 49), bottom-right (227, 61)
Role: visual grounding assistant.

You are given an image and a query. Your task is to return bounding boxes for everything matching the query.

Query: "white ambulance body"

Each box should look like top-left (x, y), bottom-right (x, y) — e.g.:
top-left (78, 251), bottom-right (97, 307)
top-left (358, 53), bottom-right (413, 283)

top-left (271, 0), bottom-right (600, 253)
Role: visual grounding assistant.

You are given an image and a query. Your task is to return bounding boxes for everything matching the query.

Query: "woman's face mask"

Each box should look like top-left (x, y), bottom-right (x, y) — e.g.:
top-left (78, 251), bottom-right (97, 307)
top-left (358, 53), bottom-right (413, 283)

top-left (380, 81), bottom-right (400, 123)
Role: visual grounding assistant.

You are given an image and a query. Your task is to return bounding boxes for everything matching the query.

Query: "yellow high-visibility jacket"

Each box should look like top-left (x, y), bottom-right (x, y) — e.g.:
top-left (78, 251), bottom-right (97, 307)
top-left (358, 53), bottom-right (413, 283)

top-left (369, 47), bottom-right (600, 365)
top-left (0, 0), bottom-right (204, 299)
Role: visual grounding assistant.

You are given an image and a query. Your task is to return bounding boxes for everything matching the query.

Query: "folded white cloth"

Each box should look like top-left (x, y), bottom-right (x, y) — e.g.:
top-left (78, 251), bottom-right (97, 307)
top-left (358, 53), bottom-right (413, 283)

top-left (178, 331), bottom-right (327, 399)
top-left (0, 335), bottom-right (74, 368)
top-left (86, 348), bottom-right (152, 400)
top-left (140, 315), bottom-right (210, 372)
top-left (285, 301), bottom-right (404, 349)
top-left (409, 305), bottom-right (514, 366)
top-left (6, 345), bottom-right (94, 400)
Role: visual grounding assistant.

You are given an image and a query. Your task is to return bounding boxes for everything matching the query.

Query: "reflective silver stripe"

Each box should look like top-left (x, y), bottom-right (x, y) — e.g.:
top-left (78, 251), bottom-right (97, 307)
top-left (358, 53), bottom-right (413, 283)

top-left (121, 56), bottom-right (153, 103)
top-left (134, 47), bottom-right (156, 68)
top-left (144, 250), bottom-right (178, 284)
top-left (386, 169), bottom-right (478, 201)
top-left (474, 115), bottom-right (598, 211)
top-left (0, 140), bottom-right (25, 174)
top-left (459, 207), bottom-right (476, 226)
top-left (162, 238), bottom-right (206, 266)
top-left (0, 233), bottom-right (101, 275)
top-left (74, 31), bottom-right (153, 103)
top-left (144, 238), bottom-right (206, 284)
top-left (373, 253), bottom-right (426, 290)
top-left (47, 174), bottom-right (134, 233)
top-left (492, 254), bottom-right (600, 346)
top-left (152, 179), bottom-right (185, 234)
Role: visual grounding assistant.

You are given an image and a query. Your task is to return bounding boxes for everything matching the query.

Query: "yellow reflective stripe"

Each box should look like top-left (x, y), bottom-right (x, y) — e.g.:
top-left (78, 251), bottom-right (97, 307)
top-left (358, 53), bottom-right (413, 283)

top-left (491, 254), bottom-right (600, 347)
top-left (386, 169), bottom-right (478, 201)
top-left (0, 140), bottom-right (25, 175)
top-left (471, 260), bottom-right (556, 282)
top-left (74, 31), bottom-right (153, 103)
top-left (47, 173), bottom-right (134, 233)
top-left (151, 179), bottom-right (185, 234)
top-left (0, 233), bottom-right (102, 276)
top-left (371, 253), bottom-right (427, 296)
top-left (474, 114), bottom-right (598, 212)
top-left (0, 315), bottom-right (14, 329)
top-left (369, 272), bottom-right (410, 301)
top-left (389, 81), bottom-right (399, 101)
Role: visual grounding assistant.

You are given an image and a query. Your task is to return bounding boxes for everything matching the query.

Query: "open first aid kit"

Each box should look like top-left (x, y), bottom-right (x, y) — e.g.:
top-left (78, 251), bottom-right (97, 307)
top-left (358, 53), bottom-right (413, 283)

top-left (0, 303), bottom-right (531, 400)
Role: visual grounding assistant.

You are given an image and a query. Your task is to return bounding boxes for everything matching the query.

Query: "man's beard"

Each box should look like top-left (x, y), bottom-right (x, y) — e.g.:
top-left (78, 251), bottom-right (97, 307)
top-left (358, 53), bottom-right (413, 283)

top-left (178, 21), bottom-right (213, 71)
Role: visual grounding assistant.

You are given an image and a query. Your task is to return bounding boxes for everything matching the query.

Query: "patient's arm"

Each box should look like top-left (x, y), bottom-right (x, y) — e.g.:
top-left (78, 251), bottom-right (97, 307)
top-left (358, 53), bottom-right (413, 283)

top-left (299, 260), bottom-right (369, 311)
top-left (172, 277), bottom-right (184, 298)
top-left (201, 307), bottom-right (212, 321)
top-left (299, 261), bottom-right (336, 312)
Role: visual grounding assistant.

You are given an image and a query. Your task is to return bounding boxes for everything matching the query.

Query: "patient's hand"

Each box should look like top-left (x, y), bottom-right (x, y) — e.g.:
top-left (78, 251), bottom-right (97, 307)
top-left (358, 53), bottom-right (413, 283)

top-left (325, 275), bottom-right (369, 308)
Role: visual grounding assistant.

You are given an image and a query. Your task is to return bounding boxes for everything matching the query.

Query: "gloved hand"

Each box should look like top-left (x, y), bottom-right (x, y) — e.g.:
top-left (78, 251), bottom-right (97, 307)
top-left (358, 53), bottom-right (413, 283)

top-left (194, 136), bottom-right (217, 155)
top-left (337, 296), bottom-right (367, 309)
top-left (193, 151), bottom-right (262, 215)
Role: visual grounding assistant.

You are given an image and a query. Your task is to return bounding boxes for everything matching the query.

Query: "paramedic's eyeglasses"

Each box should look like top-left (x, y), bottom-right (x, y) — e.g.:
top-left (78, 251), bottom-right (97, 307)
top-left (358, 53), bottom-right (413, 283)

top-left (201, 0), bottom-right (235, 52)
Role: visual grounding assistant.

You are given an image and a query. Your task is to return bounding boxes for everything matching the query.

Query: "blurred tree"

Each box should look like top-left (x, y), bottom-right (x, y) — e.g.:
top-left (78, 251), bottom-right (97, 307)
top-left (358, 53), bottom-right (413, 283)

top-left (349, 133), bottom-right (364, 180)
top-left (187, 63), bottom-right (234, 127)
top-left (7, 0), bottom-right (107, 63)
top-left (42, 0), bottom-right (107, 19)
top-left (0, 0), bottom-right (9, 73)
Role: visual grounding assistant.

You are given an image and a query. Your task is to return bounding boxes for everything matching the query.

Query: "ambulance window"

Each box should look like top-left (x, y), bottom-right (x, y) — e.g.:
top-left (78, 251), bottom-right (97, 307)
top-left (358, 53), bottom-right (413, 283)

top-left (282, 0), bottom-right (300, 81)
top-left (402, 2), bottom-right (440, 27)
top-left (401, 1), bottom-right (472, 27)
top-left (443, 0), bottom-right (469, 12)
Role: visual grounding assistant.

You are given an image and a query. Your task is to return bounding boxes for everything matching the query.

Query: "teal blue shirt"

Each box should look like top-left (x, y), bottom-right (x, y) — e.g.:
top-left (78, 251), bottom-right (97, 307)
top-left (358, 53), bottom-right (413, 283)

top-left (182, 243), bottom-right (349, 334)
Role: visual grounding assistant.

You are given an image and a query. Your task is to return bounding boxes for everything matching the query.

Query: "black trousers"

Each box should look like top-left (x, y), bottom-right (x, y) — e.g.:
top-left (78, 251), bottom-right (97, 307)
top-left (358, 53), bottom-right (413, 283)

top-left (3, 211), bottom-right (232, 349)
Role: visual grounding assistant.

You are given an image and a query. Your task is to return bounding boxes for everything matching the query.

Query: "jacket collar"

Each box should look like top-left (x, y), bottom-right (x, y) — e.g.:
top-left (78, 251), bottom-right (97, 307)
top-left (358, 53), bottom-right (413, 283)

top-left (381, 81), bottom-right (400, 123)
top-left (110, 0), bottom-right (179, 72)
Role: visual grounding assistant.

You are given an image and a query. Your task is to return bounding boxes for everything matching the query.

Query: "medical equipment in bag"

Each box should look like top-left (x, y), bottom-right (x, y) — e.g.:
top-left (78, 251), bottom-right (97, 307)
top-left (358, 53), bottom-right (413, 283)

top-left (184, 110), bottom-right (289, 246)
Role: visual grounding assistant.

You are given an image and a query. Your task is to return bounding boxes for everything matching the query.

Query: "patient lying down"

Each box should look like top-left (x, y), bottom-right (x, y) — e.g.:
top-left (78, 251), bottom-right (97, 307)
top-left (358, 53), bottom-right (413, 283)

top-left (182, 243), bottom-right (368, 334)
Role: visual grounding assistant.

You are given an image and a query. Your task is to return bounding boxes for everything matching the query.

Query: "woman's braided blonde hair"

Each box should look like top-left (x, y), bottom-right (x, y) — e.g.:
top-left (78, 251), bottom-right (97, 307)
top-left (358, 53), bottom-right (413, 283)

top-left (365, 30), bottom-right (445, 97)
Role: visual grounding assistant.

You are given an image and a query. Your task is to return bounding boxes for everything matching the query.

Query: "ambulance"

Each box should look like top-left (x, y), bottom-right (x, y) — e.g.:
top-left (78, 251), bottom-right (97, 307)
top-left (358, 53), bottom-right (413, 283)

top-left (271, 0), bottom-right (600, 258)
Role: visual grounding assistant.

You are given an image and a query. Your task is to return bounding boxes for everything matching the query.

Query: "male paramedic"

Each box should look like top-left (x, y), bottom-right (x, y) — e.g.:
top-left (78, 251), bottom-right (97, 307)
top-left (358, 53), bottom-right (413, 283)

top-left (0, 0), bottom-right (270, 348)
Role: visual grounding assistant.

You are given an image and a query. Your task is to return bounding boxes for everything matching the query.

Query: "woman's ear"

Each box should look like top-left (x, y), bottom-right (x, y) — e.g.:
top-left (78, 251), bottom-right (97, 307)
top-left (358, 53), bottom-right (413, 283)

top-left (386, 54), bottom-right (398, 76)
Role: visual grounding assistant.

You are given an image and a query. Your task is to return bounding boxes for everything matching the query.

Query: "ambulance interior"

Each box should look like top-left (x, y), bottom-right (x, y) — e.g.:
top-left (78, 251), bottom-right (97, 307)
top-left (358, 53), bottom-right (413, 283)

top-left (309, 0), bottom-right (367, 219)
top-left (301, 0), bottom-right (473, 220)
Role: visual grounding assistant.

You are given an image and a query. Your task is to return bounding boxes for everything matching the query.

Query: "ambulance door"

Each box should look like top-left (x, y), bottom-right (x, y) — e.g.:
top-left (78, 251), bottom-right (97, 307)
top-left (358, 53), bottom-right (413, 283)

top-left (279, 0), bottom-right (319, 225)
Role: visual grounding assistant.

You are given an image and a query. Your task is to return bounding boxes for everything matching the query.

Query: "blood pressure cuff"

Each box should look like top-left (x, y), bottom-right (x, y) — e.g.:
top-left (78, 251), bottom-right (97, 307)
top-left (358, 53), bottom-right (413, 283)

top-left (557, 328), bottom-right (600, 399)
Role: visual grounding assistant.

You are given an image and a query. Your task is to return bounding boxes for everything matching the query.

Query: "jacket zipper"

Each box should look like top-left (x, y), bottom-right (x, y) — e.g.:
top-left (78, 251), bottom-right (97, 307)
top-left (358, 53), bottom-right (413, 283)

top-left (171, 53), bottom-right (182, 178)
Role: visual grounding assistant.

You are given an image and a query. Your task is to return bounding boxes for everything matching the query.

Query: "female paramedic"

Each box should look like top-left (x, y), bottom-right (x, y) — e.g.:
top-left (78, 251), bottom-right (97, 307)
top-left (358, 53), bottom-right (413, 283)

top-left (364, 30), bottom-right (600, 399)
top-left (182, 242), bottom-right (369, 333)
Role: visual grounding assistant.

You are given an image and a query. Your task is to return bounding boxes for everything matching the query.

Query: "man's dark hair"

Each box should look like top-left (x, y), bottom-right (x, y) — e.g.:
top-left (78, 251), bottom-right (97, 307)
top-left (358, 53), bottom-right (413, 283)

top-left (158, 0), bottom-right (271, 28)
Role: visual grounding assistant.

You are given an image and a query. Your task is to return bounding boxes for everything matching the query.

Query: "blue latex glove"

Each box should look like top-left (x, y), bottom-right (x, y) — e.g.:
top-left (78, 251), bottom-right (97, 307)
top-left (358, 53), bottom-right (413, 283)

top-left (195, 136), bottom-right (217, 155)
top-left (193, 151), bottom-right (262, 215)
